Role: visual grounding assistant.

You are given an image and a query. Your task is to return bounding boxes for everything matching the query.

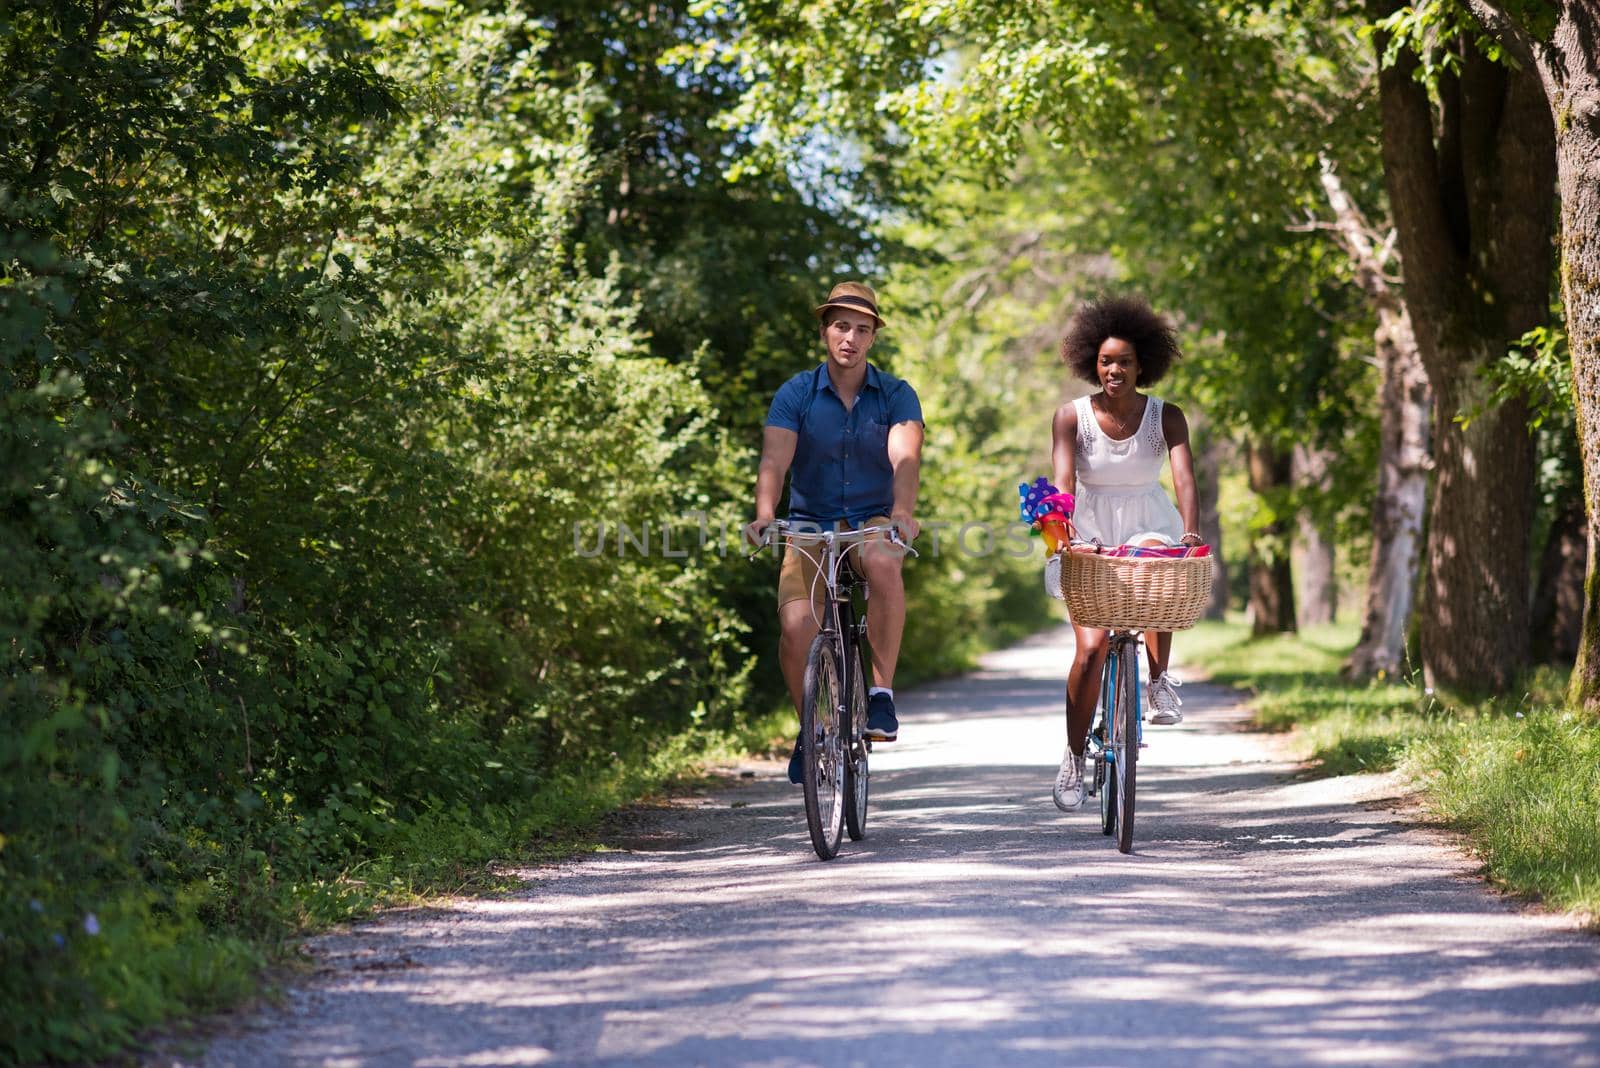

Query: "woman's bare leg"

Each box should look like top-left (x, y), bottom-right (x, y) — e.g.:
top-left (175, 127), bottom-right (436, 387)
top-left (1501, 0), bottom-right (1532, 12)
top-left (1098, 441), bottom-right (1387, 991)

top-left (1145, 629), bottom-right (1172, 678)
top-left (1132, 536), bottom-right (1175, 679)
top-left (1067, 624), bottom-right (1109, 753)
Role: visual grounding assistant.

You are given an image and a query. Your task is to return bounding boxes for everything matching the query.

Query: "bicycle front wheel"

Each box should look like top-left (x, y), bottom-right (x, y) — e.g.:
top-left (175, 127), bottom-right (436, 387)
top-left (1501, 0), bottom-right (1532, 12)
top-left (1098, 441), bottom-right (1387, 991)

top-left (1098, 747), bottom-right (1115, 836)
top-left (801, 634), bottom-right (846, 860)
top-left (1096, 660), bottom-right (1116, 837)
top-left (843, 644), bottom-right (869, 841)
top-left (1113, 645), bottom-right (1139, 854)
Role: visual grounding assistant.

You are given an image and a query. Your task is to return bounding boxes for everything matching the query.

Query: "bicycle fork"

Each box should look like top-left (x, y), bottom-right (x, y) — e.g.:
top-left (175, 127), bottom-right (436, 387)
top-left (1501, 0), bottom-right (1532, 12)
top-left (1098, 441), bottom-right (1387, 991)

top-left (837, 599), bottom-right (874, 762)
top-left (1085, 640), bottom-right (1145, 798)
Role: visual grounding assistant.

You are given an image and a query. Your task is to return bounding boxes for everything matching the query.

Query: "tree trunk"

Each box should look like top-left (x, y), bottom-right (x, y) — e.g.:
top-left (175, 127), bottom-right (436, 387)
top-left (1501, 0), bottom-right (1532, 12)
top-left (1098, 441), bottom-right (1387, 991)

top-left (1532, 492), bottom-right (1587, 662)
top-left (1463, 0), bottom-right (1600, 706)
top-left (1247, 440), bottom-right (1295, 635)
top-left (1372, 5), bottom-right (1555, 694)
top-left (1293, 444), bottom-right (1337, 626)
top-left (1421, 373), bottom-right (1538, 690)
top-left (1195, 420), bottom-right (1230, 621)
top-left (1347, 301), bottom-right (1431, 679)
top-left (1543, 12), bottom-right (1600, 709)
top-left (1311, 159), bottom-right (1433, 679)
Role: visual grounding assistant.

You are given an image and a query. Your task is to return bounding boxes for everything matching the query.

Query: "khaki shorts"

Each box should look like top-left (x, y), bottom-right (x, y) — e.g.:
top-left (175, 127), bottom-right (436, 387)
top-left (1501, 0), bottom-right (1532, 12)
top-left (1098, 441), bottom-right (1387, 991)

top-left (777, 515), bottom-right (895, 611)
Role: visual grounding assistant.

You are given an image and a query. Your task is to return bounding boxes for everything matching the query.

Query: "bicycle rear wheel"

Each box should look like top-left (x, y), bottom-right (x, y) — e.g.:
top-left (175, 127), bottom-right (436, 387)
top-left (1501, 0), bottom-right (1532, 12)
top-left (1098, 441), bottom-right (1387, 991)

top-left (1113, 643), bottom-right (1139, 854)
top-left (801, 634), bottom-right (845, 860)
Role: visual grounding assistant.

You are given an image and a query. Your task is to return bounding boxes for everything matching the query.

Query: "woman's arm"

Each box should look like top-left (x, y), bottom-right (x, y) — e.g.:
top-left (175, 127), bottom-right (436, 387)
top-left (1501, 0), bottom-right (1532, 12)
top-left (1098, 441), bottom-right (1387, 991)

top-left (1162, 402), bottom-right (1203, 544)
top-left (1051, 402), bottom-right (1079, 538)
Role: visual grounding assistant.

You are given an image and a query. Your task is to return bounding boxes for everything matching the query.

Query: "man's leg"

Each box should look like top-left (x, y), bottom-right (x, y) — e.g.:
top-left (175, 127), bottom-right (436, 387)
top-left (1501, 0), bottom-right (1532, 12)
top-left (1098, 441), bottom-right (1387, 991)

top-left (857, 533), bottom-right (906, 742)
top-left (857, 537), bottom-right (906, 688)
top-left (778, 599), bottom-right (820, 714)
top-left (776, 541), bottom-right (824, 781)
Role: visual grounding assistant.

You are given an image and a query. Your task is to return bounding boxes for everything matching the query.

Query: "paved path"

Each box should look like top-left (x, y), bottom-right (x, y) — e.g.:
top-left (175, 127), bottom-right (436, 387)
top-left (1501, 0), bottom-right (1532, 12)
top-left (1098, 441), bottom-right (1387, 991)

top-left (186, 627), bottom-right (1600, 1067)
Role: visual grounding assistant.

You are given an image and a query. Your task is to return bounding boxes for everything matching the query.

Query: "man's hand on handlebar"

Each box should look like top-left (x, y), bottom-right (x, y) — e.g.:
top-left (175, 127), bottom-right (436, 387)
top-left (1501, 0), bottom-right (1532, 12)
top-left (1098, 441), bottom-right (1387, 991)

top-left (744, 516), bottom-right (775, 548)
top-left (889, 511), bottom-right (920, 543)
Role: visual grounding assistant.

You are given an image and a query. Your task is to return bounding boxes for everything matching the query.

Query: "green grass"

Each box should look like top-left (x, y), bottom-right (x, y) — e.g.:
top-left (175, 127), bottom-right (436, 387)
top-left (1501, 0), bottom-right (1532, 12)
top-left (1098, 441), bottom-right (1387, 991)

top-left (1182, 620), bottom-right (1600, 921)
top-left (1412, 713), bottom-right (1600, 919)
top-left (1179, 620), bottom-right (1431, 775)
top-left (54, 726), bottom-right (756, 1064)
top-left (289, 725), bottom-right (764, 919)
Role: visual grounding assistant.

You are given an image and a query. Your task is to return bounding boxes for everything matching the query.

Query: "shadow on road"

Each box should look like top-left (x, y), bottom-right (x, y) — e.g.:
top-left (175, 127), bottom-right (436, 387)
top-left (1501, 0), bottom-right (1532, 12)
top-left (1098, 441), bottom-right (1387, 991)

top-left (192, 627), bottom-right (1600, 1068)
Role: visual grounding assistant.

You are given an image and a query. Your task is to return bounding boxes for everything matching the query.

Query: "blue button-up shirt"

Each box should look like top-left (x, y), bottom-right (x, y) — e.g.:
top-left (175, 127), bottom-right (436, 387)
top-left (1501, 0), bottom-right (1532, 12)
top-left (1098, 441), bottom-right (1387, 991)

top-left (765, 362), bottom-right (924, 524)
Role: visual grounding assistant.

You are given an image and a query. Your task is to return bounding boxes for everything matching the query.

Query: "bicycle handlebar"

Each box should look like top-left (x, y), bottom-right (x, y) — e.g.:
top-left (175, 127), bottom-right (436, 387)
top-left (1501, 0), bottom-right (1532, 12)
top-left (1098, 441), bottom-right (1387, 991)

top-left (746, 519), bottom-right (918, 559)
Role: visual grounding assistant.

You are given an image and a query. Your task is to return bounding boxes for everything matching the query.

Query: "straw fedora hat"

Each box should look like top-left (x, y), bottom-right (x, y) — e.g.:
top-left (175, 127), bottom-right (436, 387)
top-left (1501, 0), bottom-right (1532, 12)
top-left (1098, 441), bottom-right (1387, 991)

top-left (814, 281), bottom-right (885, 329)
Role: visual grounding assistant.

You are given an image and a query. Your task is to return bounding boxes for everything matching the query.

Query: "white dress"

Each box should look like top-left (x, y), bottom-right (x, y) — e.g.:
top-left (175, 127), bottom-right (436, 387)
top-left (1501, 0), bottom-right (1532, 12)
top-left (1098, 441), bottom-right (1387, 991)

top-left (1071, 393), bottom-right (1184, 546)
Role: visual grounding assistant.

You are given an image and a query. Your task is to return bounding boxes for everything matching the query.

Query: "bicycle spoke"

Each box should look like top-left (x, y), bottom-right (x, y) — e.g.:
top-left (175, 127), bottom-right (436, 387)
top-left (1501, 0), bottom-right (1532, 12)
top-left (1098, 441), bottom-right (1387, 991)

top-left (802, 634), bottom-right (845, 859)
top-left (1115, 638), bottom-right (1139, 854)
top-left (844, 642), bottom-right (870, 841)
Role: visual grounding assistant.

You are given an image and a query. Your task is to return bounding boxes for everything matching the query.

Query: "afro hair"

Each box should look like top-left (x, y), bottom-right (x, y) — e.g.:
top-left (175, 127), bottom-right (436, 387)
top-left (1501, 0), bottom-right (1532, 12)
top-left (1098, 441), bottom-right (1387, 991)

top-left (1060, 295), bottom-right (1182, 387)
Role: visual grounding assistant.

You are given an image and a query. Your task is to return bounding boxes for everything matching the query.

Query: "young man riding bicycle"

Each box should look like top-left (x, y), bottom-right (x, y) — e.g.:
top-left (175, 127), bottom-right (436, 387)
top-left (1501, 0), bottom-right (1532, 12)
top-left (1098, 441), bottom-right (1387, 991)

top-left (744, 282), bottom-right (924, 784)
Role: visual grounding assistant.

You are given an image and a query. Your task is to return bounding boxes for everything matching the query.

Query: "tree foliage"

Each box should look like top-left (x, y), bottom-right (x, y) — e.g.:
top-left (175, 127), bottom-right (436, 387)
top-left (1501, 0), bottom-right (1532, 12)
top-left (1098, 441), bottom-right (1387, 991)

top-left (0, 2), bottom-right (746, 1056)
top-left (10, 0), bottom-right (1593, 1057)
top-left (696, 3), bottom-right (1391, 620)
top-left (699, 0), bottom-right (1583, 684)
top-left (1, 1), bottom-right (1059, 1056)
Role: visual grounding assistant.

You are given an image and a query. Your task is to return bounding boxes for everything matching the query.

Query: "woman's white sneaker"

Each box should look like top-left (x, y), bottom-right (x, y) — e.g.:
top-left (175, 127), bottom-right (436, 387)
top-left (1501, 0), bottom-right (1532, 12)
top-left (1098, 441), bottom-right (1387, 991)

top-left (1053, 748), bottom-right (1086, 811)
top-left (1148, 672), bottom-right (1184, 724)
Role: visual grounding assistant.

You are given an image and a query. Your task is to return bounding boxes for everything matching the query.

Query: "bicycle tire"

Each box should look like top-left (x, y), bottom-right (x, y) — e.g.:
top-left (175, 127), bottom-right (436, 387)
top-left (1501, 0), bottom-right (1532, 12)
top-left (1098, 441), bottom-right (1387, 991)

top-left (1114, 643), bottom-right (1139, 854)
top-left (843, 644), bottom-right (869, 841)
top-left (801, 634), bottom-right (845, 860)
top-left (1096, 661), bottom-right (1116, 836)
top-left (1098, 751), bottom-right (1115, 836)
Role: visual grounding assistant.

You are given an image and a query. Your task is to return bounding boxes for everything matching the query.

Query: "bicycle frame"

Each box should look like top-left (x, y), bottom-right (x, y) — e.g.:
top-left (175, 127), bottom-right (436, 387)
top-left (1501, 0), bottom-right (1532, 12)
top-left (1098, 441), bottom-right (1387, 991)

top-left (812, 537), bottom-right (873, 849)
top-left (1086, 628), bottom-right (1143, 852)
top-left (786, 525), bottom-right (889, 747)
top-left (770, 522), bottom-right (880, 664)
top-left (754, 520), bottom-right (913, 857)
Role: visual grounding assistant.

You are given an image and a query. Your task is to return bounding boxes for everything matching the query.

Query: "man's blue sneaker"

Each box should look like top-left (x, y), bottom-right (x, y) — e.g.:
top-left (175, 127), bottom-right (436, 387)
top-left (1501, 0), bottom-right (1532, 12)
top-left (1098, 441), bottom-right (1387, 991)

top-left (787, 736), bottom-right (804, 784)
top-left (865, 692), bottom-right (898, 742)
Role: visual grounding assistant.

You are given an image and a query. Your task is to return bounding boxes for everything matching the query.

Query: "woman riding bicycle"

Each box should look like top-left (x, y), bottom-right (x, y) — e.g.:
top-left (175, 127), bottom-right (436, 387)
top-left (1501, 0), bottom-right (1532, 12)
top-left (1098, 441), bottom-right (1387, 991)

top-left (1050, 296), bottom-right (1203, 811)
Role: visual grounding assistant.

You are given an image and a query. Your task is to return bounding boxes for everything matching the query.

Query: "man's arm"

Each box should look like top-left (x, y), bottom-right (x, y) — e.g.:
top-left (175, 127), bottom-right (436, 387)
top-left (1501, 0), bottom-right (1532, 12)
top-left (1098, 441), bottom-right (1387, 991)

top-left (746, 425), bottom-right (798, 545)
top-left (887, 420), bottom-right (923, 541)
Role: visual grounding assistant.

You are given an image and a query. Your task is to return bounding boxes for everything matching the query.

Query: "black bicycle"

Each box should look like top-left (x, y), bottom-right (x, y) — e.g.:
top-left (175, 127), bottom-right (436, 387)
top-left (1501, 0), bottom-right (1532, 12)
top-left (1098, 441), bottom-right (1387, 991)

top-left (755, 520), bottom-right (911, 860)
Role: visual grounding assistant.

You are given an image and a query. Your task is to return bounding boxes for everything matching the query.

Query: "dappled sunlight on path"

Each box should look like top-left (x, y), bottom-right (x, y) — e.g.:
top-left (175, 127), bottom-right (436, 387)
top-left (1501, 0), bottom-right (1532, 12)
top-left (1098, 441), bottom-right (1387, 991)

top-left (190, 626), bottom-right (1600, 1067)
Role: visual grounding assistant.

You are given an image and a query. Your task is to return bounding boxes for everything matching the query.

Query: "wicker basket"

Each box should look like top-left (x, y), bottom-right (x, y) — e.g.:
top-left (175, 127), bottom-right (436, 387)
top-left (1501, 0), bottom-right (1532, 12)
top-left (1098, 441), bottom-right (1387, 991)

top-left (1059, 550), bottom-right (1215, 631)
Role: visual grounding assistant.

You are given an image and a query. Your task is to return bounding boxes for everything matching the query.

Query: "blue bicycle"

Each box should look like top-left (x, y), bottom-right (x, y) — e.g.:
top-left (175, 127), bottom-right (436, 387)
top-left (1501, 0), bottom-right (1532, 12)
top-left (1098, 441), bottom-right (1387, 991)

top-left (1060, 544), bottom-right (1212, 856)
top-left (1086, 628), bottom-right (1142, 854)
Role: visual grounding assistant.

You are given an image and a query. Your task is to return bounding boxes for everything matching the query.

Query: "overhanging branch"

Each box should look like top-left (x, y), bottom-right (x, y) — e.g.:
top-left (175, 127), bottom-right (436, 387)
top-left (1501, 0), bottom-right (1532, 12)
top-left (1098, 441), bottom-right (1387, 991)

top-left (1461, 0), bottom-right (1554, 83)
